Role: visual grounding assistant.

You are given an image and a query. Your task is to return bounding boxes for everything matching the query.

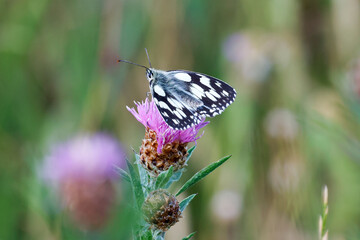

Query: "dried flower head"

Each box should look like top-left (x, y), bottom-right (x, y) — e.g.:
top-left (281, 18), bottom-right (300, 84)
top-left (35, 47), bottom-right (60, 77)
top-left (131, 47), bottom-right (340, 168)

top-left (127, 98), bottom-right (208, 175)
top-left (41, 133), bottom-right (125, 230)
top-left (142, 189), bottom-right (181, 231)
top-left (264, 108), bottom-right (298, 141)
top-left (211, 190), bottom-right (243, 224)
top-left (268, 155), bottom-right (303, 193)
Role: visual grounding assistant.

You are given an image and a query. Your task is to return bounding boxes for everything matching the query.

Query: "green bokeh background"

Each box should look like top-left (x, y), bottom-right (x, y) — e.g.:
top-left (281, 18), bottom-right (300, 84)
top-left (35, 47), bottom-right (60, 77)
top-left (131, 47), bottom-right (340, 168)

top-left (1, 0), bottom-right (360, 239)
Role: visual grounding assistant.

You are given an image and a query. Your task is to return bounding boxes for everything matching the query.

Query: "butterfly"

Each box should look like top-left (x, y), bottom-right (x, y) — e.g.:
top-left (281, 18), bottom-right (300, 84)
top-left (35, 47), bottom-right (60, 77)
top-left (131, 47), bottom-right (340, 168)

top-left (118, 50), bottom-right (236, 130)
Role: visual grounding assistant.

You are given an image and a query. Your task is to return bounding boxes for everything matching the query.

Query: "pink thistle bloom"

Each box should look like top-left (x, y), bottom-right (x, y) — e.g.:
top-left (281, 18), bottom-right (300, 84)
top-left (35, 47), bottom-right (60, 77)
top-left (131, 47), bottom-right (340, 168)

top-left (127, 98), bottom-right (208, 154)
top-left (41, 133), bottom-right (126, 230)
top-left (42, 133), bottom-right (125, 186)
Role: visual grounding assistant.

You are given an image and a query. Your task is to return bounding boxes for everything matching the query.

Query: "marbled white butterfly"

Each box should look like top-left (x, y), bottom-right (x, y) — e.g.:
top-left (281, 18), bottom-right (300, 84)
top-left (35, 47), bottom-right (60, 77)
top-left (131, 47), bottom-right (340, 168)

top-left (119, 50), bottom-right (236, 130)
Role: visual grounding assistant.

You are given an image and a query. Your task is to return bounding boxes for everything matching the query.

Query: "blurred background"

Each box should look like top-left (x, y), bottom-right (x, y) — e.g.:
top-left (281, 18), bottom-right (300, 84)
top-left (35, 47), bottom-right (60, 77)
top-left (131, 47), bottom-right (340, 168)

top-left (1, 0), bottom-right (360, 239)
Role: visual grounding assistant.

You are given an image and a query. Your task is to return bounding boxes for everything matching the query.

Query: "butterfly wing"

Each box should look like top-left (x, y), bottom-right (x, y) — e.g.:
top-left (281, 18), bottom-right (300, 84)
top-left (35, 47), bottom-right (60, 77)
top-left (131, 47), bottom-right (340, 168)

top-left (151, 80), bottom-right (205, 130)
top-left (167, 70), bottom-right (236, 116)
top-left (151, 70), bottom-right (236, 130)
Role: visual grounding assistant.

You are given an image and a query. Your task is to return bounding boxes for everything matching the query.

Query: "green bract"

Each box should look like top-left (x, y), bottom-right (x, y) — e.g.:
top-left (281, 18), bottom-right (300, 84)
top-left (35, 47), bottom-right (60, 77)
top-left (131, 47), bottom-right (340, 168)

top-left (124, 145), bottom-right (231, 240)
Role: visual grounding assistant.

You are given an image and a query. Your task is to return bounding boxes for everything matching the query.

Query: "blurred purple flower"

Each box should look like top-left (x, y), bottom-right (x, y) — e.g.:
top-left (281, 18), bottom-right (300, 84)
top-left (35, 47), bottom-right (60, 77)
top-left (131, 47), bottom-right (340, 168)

top-left (223, 33), bottom-right (250, 63)
top-left (41, 133), bottom-right (125, 230)
top-left (127, 98), bottom-right (209, 153)
top-left (42, 133), bottom-right (125, 186)
top-left (222, 32), bottom-right (272, 83)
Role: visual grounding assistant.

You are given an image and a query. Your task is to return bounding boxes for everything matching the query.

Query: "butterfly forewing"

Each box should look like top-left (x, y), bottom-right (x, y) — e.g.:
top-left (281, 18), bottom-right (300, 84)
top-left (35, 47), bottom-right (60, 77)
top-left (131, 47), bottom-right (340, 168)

top-left (169, 71), bottom-right (236, 117)
top-left (151, 70), bottom-right (236, 130)
top-left (151, 83), bottom-right (205, 130)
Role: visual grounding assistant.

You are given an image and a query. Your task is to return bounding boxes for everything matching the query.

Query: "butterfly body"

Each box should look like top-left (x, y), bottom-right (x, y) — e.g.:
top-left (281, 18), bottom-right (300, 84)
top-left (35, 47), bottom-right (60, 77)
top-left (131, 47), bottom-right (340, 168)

top-left (145, 68), bottom-right (236, 130)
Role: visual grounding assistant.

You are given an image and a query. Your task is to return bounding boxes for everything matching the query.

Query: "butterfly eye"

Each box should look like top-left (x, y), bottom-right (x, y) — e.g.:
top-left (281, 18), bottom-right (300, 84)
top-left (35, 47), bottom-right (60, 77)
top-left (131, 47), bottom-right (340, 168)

top-left (147, 70), bottom-right (153, 79)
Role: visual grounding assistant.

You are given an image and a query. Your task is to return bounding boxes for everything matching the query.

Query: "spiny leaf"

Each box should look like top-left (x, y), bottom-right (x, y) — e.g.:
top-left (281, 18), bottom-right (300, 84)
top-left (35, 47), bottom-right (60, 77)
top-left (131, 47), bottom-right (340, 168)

top-left (176, 155), bottom-right (231, 196)
top-left (127, 160), bottom-right (145, 209)
top-left (179, 194), bottom-right (197, 212)
top-left (182, 232), bottom-right (196, 240)
top-left (155, 166), bottom-right (174, 189)
top-left (186, 145), bottom-right (196, 162)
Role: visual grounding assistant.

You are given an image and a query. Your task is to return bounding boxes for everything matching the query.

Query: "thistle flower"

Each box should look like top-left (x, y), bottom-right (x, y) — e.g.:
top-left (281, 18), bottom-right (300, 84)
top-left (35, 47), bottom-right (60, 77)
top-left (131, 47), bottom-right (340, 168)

top-left (142, 189), bottom-right (181, 231)
top-left (41, 133), bottom-right (125, 230)
top-left (127, 98), bottom-right (208, 175)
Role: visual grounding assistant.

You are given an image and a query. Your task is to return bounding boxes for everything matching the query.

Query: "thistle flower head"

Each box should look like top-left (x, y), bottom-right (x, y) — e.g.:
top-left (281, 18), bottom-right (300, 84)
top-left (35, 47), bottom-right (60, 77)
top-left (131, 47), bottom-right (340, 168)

top-left (127, 98), bottom-right (208, 153)
top-left (127, 98), bottom-right (208, 175)
top-left (42, 133), bottom-right (125, 184)
top-left (41, 133), bottom-right (125, 230)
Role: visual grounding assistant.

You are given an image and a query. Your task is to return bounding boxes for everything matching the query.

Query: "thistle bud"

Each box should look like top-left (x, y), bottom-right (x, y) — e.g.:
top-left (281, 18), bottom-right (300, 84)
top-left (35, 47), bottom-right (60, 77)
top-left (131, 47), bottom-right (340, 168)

top-left (142, 189), bottom-right (181, 231)
top-left (322, 185), bottom-right (328, 206)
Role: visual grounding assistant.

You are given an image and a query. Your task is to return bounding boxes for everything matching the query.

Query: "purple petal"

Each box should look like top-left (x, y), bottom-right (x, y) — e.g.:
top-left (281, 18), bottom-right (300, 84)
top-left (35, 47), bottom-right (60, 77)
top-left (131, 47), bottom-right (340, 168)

top-left (127, 98), bottom-right (209, 153)
top-left (41, 133), bottom-right (126, 187)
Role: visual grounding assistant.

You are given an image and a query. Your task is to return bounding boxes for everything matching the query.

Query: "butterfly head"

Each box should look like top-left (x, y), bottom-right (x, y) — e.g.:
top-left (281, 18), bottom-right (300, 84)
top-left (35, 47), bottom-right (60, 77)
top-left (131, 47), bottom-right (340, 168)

top-left (146, 69), bottom-right (155, 82)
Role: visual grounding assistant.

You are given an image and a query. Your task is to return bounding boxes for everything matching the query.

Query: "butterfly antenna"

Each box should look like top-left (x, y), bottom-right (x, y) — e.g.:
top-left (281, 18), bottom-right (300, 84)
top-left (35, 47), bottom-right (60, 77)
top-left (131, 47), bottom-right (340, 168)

top-left (117, 59), bottom-right (149, 70)
top-left (145, 48), bottom-right (152, 68)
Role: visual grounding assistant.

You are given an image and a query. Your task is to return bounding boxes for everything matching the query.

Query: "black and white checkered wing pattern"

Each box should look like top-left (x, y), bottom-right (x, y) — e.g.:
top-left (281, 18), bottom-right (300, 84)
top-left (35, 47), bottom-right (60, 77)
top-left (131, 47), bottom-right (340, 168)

top-left (151, 70), bottom-right (236, 130)
top-left (169, 71), bottom-right (237, 118)
top-left (151, 80), bottom-right (205, 130)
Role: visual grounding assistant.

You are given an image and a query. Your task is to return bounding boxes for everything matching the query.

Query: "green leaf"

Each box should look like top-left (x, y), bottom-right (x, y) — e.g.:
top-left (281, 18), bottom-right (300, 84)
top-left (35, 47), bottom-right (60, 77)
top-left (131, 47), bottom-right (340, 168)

top-left (176, 155), bottom-right (231, 196)
top-left (135, 154), bottom-right (149, 186)
top-left (155, 166), bottom-right (174, 189)
top-left (182, 232), bottom-right (196, 240)
top-left (186, 145), bottom-right (196, 162)
top-left (138, 165), bottom-right (149, 188)
top-left (179, 194), bottom-right (197, 212)
top-left (115, 167), bottom-right (131, 182)
top-left (139, 230), bottom-right (152, 240)
top-left (127, 160), bottom-right (145, 209)
top-left (138, 163), bottom-right (149, 188)
top-left (155, 233), bottom-right (165, 240)
top-left (135, 152), bottom-right (141, 161)
top-left (164, 169), bottom-right (183, 188)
